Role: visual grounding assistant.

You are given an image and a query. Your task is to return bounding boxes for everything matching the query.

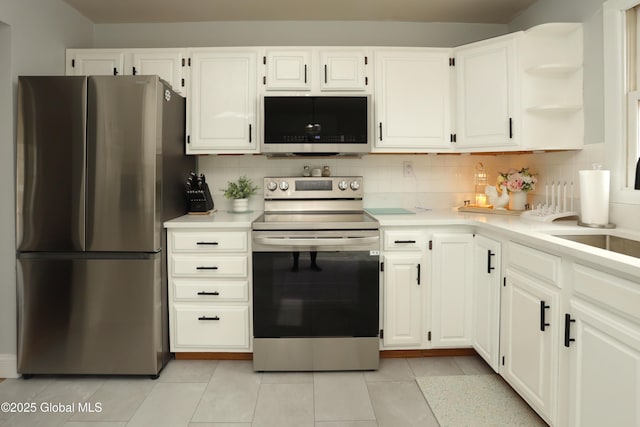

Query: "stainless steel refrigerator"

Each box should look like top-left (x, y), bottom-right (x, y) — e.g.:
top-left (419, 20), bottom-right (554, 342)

top-left (16, 75), bottom-right (195, 377)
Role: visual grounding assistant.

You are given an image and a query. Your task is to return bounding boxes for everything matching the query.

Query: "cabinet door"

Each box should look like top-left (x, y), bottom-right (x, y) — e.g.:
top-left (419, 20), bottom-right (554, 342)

top-left (188, 50), bottom-right (257, 153)
top-left (264, 50), bottom-right (311, 90)
top-left (66, 50), bottom-right (125, 76)
top-left (455, 35), bottom-right (518, 149)
top-left (473, 235), bottom-right (501, 371)
top-left (131, 50), bottom-right (186, 95)
top-left (382, 252), bottom-right (425, 347)
top-left (501, 268), bottom-right (558, 425)
top-left (567, 300), bottom-right (640, 427)
top-left (320, 50), bottom-right (367, 91)
top-left (430, 233), bottom-right (474, 347)
top-left (374, 50), bottom-right (452, 151)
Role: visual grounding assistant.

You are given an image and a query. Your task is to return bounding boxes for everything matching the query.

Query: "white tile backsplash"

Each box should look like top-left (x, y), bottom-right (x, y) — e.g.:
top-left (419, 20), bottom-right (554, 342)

top-left (197, 144), bottom-right (640, 230)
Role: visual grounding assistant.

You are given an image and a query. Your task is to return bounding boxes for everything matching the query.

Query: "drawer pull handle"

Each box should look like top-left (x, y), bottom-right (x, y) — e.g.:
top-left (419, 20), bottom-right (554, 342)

top-left (196, 266), bottom-right (218, 270)
top-left (197, 242), bottom-right (219, 245)
top-left (197, 291), bottom-right (220, 296)
top-left (540, 300), bottom-right (550, 332)
top-left (198, 316), bottom-right (220, 321)
top-left (394, 240), bottom-right (416, 244)
top-left (417, 264), bottom-right (421, 285)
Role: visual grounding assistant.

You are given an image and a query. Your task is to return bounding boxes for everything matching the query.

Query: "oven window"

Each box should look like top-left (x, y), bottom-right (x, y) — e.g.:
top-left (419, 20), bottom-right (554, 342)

top-left (253, 251), bottom-right (379, 338)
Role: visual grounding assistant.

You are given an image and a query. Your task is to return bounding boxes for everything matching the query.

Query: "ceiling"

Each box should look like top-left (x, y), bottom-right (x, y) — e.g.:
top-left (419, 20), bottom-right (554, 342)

top-left (61, 0), bottom-right (538, 24)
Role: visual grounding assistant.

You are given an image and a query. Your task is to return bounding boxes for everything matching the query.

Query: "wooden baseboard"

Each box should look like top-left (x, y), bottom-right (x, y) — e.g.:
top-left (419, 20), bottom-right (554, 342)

top-left (380, 348), bottom-right (477, 358)
top-left (174, 348), bottom-right (477, 361)
top-left (175, 352), bottom-right (253, 360)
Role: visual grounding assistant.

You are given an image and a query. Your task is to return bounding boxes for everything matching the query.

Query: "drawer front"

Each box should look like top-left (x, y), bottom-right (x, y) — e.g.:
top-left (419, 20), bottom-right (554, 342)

top-left (172, 255), bottom-right (247, 277)
top-left (171, 231), bottom-right (248, 252)
top-left (507, 242), bottom-right (561, 287)
top-left (572, 263), bottom-right (640, 323)
top-left (173, 279), bottom-right (248, 302)
top-left (173, 305), bottom-right (249, 348)
top-left (383, 230), bottom-right (427, 251)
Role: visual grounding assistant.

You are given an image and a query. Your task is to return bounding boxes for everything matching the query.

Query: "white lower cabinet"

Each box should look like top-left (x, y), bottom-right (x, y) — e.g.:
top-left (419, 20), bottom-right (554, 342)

top-left (501, 268), bottom-right (559, 425)
top-left (382, 252), bottom-right (426, 347)
top-left (501, 242), bottom-right (561, 425)
top-left (167, 228), bottom-right (251, 352)
top-left (173, 305), bottom-right (250, 349)
top-left (380, 229), bottom-right (473, 350)
top-left (381, 229), bottom-right (428, 348)
top-left (472, 235), bottom-right (501, 371)
top-left (430, 233), bottom-right (474, 348)
top-left (564, 264), bottom-right (640, 427)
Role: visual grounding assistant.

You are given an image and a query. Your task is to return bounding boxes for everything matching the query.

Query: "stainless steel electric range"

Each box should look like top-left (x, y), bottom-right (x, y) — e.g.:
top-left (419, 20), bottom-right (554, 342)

top-left (252, 176), bottom-right (380, 371)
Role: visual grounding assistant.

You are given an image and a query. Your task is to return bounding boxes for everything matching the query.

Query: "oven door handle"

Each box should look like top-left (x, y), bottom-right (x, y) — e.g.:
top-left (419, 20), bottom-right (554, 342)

top-left (254, 236), bottom-right (379, 247)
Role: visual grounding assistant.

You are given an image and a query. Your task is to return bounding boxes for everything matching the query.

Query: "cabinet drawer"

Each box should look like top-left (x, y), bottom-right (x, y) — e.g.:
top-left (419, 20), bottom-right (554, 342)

top-left (172, 279), bottom-right (248, 302)
top-left (572, 264), bottom-right (640, 323)
top-left (507, 242), bottom-right (561, 287)
top-left (383, 230), bottom-right (428, 251)
top-left (171, 255), bottom-right (247, 277)
top-left (171, 231), bottom-right (248, 252)
top-left (173, 305), bottom-right (249, 349)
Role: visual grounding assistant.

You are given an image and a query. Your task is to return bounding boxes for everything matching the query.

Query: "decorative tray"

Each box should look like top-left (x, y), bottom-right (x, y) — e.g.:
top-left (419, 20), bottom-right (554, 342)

top-left (457, 206), bottom-right (524, 216)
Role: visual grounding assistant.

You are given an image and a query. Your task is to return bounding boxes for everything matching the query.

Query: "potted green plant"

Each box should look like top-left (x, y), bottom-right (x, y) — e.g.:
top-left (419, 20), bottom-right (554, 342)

top-left (222, 175), bottom-right (258, 212)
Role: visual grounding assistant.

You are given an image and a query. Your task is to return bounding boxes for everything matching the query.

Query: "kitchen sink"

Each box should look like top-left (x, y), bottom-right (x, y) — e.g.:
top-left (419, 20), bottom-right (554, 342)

top-left (553, 234), bottom-right (640, 259)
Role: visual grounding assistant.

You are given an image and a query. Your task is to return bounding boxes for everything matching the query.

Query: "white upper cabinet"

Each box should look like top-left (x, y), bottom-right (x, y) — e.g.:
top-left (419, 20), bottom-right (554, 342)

top-left (66, 48), bottom-right (187, 95)
top-left (319, 50), bottom-right (367, 91)
top-left (67, 24), bottom-right (582, 154)
top-left (373, 49), bottom-right (452, 152)
top-left (263, 49), bottom-right (311, 91)
top-left (130, 50), bottom-right (186, 95)
top-left (454, 34), bottom-right (519, 150)
top-left (453, 23), bottom-right (583, 152)
top-left (520, 23), bottom-right (583, 150)
top-left (187, 49), bottom-right (258, 154)
top-left (263, 48), bottom-right (369, 92)
top-left (66, 50), bottom-right (125, 76)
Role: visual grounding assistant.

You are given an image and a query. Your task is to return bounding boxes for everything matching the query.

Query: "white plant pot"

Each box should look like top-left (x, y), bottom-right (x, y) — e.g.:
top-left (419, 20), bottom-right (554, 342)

top-left (232, 198), bottom-right (249, 212)
top-left (509, 191), bottom-right (527, 211)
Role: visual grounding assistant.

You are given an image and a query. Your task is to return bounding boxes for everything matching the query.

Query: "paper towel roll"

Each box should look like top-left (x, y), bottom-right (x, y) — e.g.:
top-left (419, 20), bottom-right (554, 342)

top-left (579, 170), bottom-right (610, 225)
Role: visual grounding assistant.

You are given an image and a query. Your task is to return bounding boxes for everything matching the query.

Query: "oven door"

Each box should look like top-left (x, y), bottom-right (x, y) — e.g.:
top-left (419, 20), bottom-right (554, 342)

top-left (252, 230), bottom-right (380, 339)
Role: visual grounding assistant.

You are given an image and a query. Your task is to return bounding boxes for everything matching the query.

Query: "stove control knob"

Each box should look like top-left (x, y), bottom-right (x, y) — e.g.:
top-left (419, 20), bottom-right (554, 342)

top-left (338, 180), bottom-right (349, 191)
top-left (279, 181), bottom-right (290, 191)
top-left (350, 180), bottom-right (361, 191)
top-left (266, 181), bottom-right (278, 191)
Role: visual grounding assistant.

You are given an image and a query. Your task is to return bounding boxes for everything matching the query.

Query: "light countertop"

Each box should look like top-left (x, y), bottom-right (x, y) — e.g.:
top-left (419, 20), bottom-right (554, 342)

top-left (371, 207), bottom-right (640, 281)
top-left (164, 209), bottom-right (262, 229)
top-left (164, 207), bottom-right (640, 280)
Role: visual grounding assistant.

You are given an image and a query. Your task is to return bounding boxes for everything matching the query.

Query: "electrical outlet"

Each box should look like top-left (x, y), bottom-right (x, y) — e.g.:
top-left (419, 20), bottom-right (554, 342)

top-left (403, 161), bottom-right (415, 177)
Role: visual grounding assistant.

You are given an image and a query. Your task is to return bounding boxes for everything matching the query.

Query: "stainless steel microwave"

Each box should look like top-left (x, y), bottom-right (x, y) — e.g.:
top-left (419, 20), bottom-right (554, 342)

top-left (260, 95), bottom-right (372, 156)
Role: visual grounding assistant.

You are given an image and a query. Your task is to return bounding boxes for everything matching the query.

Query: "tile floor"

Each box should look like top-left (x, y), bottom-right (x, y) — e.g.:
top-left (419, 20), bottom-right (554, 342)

top-left (0, 355), bottom-right (523, 427)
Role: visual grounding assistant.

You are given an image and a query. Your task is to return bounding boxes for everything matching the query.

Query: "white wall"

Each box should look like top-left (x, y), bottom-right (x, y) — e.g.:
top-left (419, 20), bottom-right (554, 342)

top-left (0, 0), bottom-right (92, 378)
top-left (93, 21), bottom-right (509, 48)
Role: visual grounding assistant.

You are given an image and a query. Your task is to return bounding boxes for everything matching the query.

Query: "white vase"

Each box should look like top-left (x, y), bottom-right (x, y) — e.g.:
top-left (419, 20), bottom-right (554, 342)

top-left (232, 198), bottom-right (249, 212)
top-left (509, 191), bottom-right (527, 211)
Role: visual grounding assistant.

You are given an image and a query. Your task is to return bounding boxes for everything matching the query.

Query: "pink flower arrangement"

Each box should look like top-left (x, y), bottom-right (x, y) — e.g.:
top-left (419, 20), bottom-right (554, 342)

top-left (497, 168), bottom-right (537, 193)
